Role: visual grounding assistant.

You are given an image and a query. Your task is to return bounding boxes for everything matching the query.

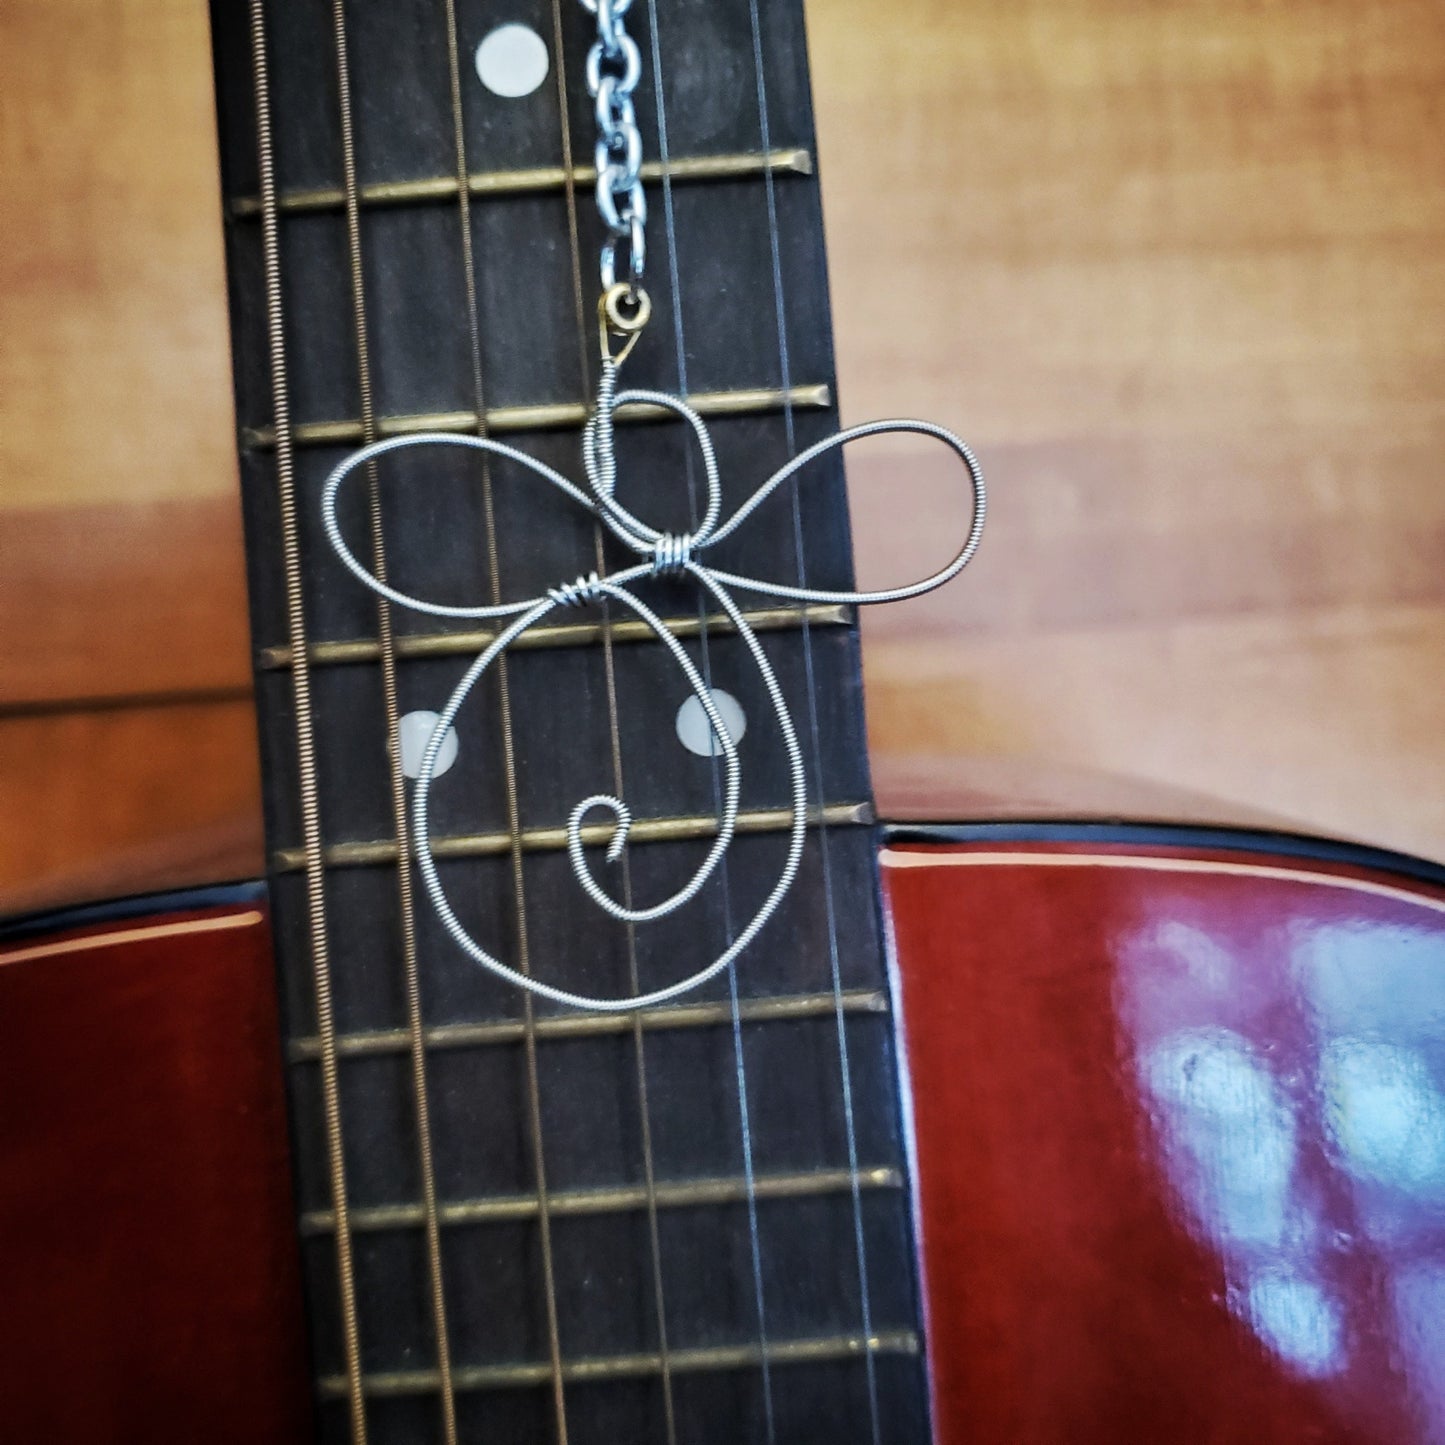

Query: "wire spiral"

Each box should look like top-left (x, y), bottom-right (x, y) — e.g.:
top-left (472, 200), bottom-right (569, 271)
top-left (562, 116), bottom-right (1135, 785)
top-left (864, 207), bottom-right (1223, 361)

top-left (321, 358), bottom-right (986, 1011)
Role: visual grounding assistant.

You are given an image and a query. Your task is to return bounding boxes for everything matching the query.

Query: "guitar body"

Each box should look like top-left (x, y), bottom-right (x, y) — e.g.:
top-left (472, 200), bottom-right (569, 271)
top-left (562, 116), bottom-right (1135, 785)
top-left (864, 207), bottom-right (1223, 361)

top-left (883, 825), bottom-right (1445, 1445)
top-left (5, 824), bottom-right (1443, 1440)
top-left (0, 890), bottom-right (313, 1442)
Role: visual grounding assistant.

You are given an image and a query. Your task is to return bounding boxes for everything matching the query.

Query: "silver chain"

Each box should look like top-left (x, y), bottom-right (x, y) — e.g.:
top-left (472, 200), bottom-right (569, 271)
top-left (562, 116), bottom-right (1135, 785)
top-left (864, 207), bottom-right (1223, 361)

top-left (582, 0), bottom-right (646, 291)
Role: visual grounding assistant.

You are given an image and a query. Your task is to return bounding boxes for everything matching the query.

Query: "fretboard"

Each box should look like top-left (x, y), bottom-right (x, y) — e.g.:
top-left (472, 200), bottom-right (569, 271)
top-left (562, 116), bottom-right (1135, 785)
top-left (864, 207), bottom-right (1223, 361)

top-left (210, 0), bottom-right (930, 1440)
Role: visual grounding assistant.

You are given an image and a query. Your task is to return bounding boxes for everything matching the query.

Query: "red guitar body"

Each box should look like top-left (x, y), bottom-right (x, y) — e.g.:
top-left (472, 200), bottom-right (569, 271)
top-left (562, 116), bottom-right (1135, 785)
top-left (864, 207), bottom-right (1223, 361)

top-left (884, 828), bottom-right (1445, 1444)
top-left (4, 824), bottom-right (1443, 1441)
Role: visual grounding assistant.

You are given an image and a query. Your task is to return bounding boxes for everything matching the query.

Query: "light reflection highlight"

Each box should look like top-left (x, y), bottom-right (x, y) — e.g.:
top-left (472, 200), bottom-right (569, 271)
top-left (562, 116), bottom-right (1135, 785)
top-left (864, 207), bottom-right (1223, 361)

top-left (1120, 892), bottom-right (1445, 1432)
top-left (1392, 1263), bottom-right (1445, 1440)
top-left (1244, 1269), bottom-right (1346, 1379)
top-left (1322, 1039), bottom-right (1445, 1199)
top-left (1142, 1029), bottom-right (1299, 1250)
top-left (1109, 867), bottom-right (1445, 1433)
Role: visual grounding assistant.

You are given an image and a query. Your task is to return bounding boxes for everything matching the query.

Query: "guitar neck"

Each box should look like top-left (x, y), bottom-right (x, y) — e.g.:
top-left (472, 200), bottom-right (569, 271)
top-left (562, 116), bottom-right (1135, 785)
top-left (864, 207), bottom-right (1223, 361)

top-left (211, 0), bottom-right (930, 1438)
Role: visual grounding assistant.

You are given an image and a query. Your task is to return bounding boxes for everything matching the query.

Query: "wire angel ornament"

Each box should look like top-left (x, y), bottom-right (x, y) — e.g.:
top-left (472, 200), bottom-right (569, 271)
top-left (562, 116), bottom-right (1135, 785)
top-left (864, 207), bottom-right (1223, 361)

top-left (322, 301), bottom-right (986, 1013)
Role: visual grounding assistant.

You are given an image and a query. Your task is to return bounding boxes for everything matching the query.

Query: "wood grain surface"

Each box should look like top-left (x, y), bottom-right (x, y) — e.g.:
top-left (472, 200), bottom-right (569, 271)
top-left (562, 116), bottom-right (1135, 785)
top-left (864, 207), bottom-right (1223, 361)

top-left (2, 0), bottom-right (1442, 911)
top-left (815, 0), bottom-right (1445, 858)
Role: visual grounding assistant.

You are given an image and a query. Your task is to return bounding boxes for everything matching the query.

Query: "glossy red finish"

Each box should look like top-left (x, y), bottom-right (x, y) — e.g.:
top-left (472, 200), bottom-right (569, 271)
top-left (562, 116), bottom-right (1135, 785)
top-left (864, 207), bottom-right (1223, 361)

top-left (883, 841), bottom-right (1445, 1445)
top-left (0, 901), bottom-right (312, 1442)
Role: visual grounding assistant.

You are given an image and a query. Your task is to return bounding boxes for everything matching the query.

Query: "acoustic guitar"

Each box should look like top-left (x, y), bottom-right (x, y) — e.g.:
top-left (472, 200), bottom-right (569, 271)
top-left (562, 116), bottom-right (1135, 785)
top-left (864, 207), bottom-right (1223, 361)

top-left (2, 1), bottom-right (1443, 1442)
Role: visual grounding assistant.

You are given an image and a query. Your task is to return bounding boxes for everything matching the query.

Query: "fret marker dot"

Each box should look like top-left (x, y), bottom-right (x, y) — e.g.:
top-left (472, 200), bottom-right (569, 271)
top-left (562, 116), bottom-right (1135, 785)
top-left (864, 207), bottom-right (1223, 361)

top-left (676, 689), bottom-right (747, 759)
top-left (399, 710), bottom-right (459, 781)
top-left (475, 24), bottom-right (549, 99)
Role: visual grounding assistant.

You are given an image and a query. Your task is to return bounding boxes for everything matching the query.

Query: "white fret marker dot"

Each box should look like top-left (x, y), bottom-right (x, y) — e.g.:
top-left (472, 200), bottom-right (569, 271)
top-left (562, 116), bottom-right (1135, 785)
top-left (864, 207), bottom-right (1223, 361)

top-left (399, 711), bottom-right (459, 781)
top-left (475, 24), bottom-right (550, 99)
top-left (676, 690), bottom-right (747, 759)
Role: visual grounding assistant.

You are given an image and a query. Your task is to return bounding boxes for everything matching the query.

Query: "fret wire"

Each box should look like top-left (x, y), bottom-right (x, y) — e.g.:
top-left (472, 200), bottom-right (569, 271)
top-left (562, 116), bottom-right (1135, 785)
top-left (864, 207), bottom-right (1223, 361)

top-left (439, 2), bottom-right (569, 1435)
top-left (640, 7), bottom-right (777, 1435)
top-left (329, 3), bottom-right (458, 1437)
top-left (301, 1165), bottom-right (902, 1235)
top-left (318, 1329), bottom-right (919, 1401)
top-left (240, 381), bottom-right (833, 450)
top-left (745, 8), bottom-right (883, 1437)
top-left (228, 147), bottom-right (813, 217)
top-left (246, 1), bottom-right (368, 1436)
top-left (273, 801), bottom-right (874, 872)
top-left (257, 602), bottom-right (852, 671)
top-left (287, 987), bottom-right (890, 1063)
top-left (546, 0), bottom-right (680, 1425)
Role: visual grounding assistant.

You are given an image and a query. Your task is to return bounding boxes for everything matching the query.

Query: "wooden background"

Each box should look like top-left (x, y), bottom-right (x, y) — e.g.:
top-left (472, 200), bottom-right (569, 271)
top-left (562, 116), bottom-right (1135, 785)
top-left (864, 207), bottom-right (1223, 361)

top-left (2, 0), bottom-right (1442, 913)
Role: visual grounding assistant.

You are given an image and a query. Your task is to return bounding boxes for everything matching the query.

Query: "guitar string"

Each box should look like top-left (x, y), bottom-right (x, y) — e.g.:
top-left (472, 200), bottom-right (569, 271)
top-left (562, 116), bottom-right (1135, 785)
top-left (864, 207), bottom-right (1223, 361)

top-left (543, 0), bottom-right (680, 1436)
top-left (742, 7), bottom-right (884, 1438)
top-left (327, 4), bottom-right (460, 1438)
top-left (437, 1), bottom-right (571, 1436)
top-left (640, 2), bottom-right (777, 1436)
top-left (247, 0), bottom-right (368, 1436)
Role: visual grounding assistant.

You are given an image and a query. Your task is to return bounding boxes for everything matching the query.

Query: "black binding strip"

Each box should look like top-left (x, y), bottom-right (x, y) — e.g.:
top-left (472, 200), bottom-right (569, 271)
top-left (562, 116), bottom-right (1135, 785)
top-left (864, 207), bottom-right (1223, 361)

top-left (0, 879), bottom-right (267, 946)
top-left (881, 819), bottom-right (1445, 891)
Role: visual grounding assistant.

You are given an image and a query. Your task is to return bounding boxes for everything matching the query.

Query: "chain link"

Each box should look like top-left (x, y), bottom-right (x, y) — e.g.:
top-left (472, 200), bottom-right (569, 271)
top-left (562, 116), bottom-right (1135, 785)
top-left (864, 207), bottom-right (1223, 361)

top-left (582, 0), bottom-right (645, 291)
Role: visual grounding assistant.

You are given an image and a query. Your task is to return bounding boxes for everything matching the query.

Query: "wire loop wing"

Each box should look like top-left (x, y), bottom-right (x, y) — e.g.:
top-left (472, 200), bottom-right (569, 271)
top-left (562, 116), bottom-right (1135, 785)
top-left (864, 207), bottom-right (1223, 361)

top-left (703, 418), bottom-right (988, 606)
top-left (320, 431), bottom-right (603, 620)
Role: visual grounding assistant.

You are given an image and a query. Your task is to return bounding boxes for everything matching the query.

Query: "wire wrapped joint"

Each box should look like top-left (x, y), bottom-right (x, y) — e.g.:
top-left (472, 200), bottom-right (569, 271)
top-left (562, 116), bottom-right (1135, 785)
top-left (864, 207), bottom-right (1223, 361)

top-left (548, 572), bottom-right (605, 609)
top-left (650, 534), bottom-right (693, 577)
